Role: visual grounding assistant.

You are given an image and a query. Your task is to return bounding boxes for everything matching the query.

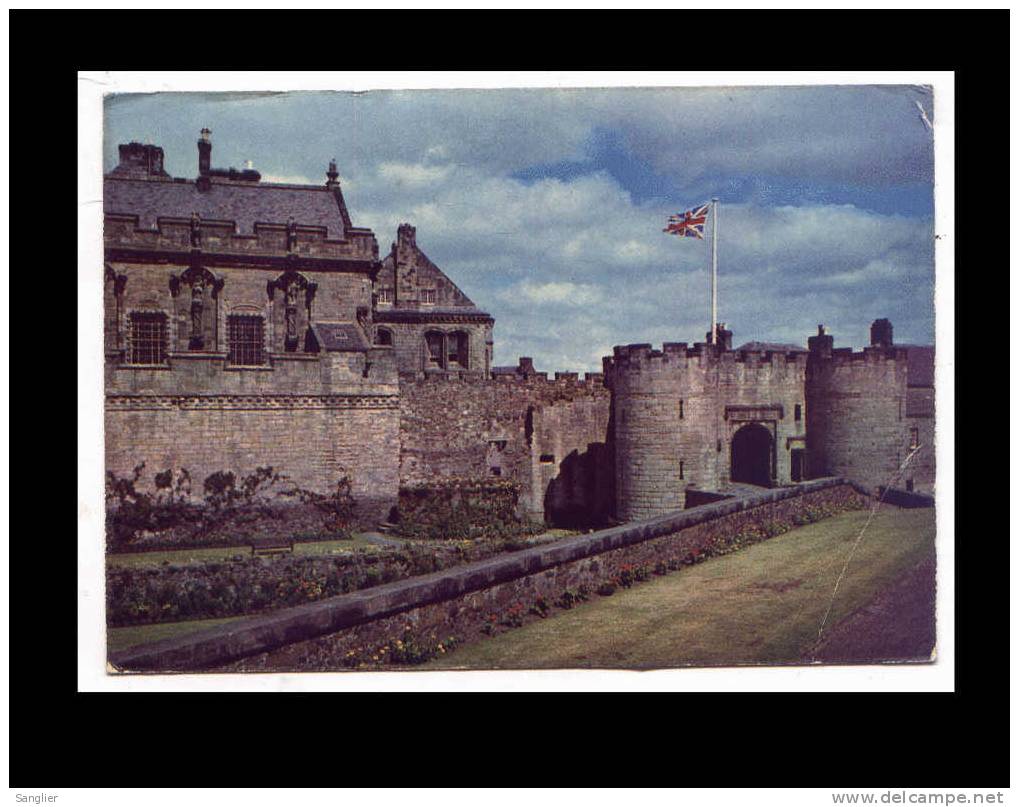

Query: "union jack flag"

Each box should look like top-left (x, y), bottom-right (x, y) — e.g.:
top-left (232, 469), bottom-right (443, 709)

top-left (663, 203), bottom-right (710, 239)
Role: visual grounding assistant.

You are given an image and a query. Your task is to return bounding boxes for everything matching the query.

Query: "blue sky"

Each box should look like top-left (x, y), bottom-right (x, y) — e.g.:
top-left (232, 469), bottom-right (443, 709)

top-left (104, 85), bottom-right (936, 372)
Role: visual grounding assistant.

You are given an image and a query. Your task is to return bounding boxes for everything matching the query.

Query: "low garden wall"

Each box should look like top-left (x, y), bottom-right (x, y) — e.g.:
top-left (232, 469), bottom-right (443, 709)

top-left (110, 478), bottom-right (865, 673)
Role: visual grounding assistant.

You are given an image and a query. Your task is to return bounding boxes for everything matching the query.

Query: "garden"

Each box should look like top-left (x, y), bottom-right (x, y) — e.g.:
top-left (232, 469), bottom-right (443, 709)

top-left (106, 464), bottom-right (557, 632)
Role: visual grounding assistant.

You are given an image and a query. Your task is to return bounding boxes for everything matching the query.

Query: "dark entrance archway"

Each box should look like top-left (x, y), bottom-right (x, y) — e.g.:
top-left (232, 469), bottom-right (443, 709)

top-left (731, 423), bottom-right (773, 487)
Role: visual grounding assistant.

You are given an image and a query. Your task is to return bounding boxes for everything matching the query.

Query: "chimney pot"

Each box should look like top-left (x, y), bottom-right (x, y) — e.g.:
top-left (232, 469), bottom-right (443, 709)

top-left (197, 129), bottom-right (212, 176)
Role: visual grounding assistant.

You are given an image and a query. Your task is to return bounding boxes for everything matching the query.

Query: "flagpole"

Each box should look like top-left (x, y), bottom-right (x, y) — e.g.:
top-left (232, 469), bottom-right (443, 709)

top-left (710, 197), bottom-right (718, 344)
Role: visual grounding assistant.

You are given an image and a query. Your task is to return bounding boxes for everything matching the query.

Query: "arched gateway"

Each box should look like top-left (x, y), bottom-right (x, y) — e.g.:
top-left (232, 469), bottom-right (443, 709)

top-left (731, 423), bottom-right (773, 487)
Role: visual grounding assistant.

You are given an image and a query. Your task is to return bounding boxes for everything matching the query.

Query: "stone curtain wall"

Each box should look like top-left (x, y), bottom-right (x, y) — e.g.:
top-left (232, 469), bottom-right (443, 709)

top-left (110, 478), bottom-right (859, 672)
top-left (104, 397), bottom-right (401, 526)
top-left (398, 374), bottom-right (611, 522)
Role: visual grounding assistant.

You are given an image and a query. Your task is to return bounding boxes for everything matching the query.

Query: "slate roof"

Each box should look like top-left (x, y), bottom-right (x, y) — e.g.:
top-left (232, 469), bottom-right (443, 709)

top-left (900, 345), bottom-right (935, 387)
top-left (104, 175), bottom-right (347, 237)
top-left (310, 322), bottom-right (371, 352)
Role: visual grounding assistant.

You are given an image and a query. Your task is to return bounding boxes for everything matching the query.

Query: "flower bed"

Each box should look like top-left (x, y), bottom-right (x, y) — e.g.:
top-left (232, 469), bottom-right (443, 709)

top-left (107, 536), bottom-right (520, 628)
top-left (216, 483), bottom-right (869, 672)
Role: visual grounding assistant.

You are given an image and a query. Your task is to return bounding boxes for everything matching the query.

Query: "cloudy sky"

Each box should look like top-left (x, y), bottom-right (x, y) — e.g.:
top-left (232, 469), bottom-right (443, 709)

top-left (104, 85), bottom-right (935, 372)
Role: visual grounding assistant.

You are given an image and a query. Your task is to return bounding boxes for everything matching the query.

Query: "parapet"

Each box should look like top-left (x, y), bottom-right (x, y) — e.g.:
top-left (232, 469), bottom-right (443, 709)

top-left (605, 341), bottom-right (808, 375)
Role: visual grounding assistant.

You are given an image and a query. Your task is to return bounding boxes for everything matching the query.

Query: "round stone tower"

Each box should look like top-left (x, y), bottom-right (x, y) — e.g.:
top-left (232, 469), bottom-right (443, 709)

top-left (805, 324), bottom-right (911, 489)
top-left (606, 342), bottom-right (722, 521)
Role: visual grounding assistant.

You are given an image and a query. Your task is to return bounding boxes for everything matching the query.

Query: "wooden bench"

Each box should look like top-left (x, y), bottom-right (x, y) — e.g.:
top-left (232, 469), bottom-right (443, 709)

top-left (250, 538), bottom-right (295, 557)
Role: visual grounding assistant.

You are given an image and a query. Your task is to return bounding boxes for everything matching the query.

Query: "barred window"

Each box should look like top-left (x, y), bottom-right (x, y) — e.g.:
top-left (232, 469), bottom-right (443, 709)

top-left (129, 312), bottom-right (167, 364)
top-left (421, 288), bottom-right (437, 304)
top-left (228, 315), bottom-right (265, 366)
top-left (377, 288), bottom-right (394, 303)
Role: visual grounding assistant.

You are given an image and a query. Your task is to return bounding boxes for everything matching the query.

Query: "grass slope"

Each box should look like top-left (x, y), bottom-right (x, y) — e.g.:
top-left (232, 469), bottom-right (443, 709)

top-left (426, 506), bottom-right (936, 670)
top-left (105, 535), bottom-right (379, 569)
top-left (107, 616), bottom-right (249, 653)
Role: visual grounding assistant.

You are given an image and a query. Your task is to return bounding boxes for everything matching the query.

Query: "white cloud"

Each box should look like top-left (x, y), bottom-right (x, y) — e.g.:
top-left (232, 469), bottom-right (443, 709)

top-left (377, 161), bottom-right (454, 187)
top-left (260, 174), bottom-right (317, 185)
top-left (501, 281), bottom-right (604, 307)
top-left (348, 163), bottom-right (933, 370)
top-left (104, 87), bottom-right (935, 372)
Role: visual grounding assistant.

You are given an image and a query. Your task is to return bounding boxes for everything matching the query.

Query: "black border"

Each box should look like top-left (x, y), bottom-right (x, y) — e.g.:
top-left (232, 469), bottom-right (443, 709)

top-left (12, 9), bottom-right (1002, 787)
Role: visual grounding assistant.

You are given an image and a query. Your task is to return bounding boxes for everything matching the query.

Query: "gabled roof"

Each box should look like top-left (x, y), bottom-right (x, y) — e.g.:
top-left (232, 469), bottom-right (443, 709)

top-left (104, 175), bottom-right (349, 238)
top-left (377, 239), bottom-right (484, 312)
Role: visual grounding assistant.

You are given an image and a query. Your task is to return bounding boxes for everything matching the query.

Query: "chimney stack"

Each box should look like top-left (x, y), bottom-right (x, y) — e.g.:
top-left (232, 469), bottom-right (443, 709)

top-left (198, 128), bottom-right (212, 175)
top-left (113, 143), bottom-right (168, 177)
top-left (326, 159), bottom-right (339, 187)
top-left (808, 324), bottom-right (834, 357)
top-left (870, 318), bottom-right (894, 348)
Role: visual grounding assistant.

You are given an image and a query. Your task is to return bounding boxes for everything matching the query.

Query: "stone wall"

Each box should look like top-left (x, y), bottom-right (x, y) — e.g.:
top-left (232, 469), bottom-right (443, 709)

top-left (104, 396), bottom-right (400, 526)
top-left (108, 478), bottom-right (860, 672)
top-left (806, 347), bottom-right (911, 491)
top-left (398, 373), bottom-right (612, 522)
top-left (372, 319), bottom-right (492, 376)
top-left (904, 386), bottom-right (935, 493)
top-left (104, 252), bottom-right (402, 523)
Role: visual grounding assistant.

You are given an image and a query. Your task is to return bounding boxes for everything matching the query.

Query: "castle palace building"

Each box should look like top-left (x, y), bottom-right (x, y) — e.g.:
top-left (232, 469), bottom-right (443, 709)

top-left (103, 132), bottom-right (935, 528)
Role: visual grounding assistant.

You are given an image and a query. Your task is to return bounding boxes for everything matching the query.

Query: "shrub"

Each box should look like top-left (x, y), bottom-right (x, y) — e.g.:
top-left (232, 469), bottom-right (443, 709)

top-left (105, 464), bottom-right (199, 550)
top-left (596, 582), bottom-right (617, 597)
top-left (280, 474), bottom-right (357, 535)
top-left (501, 602), bottom-right (526, 628)
top-left (529, 596), bottom-right (550, 618)
top-left (393, 477), bottom-right (527, 541)
top-left (556, 586), bottom-right (590, 610)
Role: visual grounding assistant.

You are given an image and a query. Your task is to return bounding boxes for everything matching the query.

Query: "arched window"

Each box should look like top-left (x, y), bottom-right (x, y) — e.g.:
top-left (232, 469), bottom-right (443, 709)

top-left (447, 331), bottom-right (470, 369)
top-left (375, 328), bottom-right (394, 347)
top-left (425, 330), bottom-right (445, 368)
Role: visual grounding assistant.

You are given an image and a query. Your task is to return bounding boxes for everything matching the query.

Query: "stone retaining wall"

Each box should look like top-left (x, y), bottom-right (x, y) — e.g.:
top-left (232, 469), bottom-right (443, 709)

top-left (110, 477), bottom-right (860, 673)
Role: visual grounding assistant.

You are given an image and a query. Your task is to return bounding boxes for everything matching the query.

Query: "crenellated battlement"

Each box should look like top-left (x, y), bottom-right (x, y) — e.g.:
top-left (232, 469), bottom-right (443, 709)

top-left (824, 346), bottom-right (909, 365)
top-left (604, 341), bottom-right (809, 379)
top-left (399, 363), bottom-right (607, 393)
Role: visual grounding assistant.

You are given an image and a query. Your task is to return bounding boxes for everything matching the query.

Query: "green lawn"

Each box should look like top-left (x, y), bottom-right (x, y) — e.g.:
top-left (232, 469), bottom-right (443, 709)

top-left (426, 506), bottom-right (936, 669)
top-left (106, 534), bottom-right (379, 569)
top-left (108, 616), bottom-right (249, 653)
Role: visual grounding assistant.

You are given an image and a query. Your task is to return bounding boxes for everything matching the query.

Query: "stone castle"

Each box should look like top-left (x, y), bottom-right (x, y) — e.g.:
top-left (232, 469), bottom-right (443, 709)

top-left (103, 133), bottom-right (935, 527)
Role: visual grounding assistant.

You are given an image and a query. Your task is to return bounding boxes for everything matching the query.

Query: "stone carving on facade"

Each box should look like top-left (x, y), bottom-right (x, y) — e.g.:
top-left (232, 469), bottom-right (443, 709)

top-left (190, 279), bottom-right (206, 348)
top-left (286, 217), bottom-right (298, 252)
top-left (268, 271), bottom-right (317, 352)
top-left (190, 212), bottom-right (202, 247)
top-left (170, 265), bottom-right (223, 351)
